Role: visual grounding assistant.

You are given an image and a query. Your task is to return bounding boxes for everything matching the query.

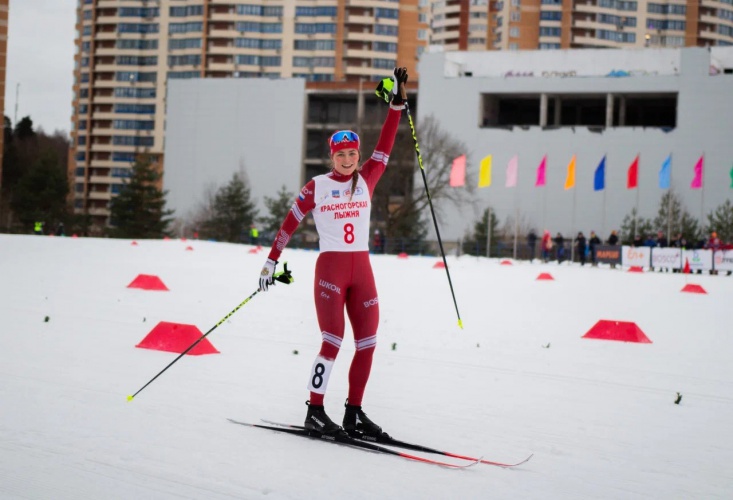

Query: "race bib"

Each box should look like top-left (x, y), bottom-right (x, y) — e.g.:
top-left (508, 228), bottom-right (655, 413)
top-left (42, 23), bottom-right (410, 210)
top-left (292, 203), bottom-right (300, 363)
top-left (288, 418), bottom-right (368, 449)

top-left (306, 355), bottom-right (334, 394)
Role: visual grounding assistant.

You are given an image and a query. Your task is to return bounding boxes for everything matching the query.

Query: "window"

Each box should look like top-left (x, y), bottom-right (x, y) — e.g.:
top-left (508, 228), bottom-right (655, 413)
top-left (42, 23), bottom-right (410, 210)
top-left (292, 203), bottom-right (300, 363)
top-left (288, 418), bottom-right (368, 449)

top-left (237, 21), bottom-right (283, 33)
top-left (116, 71), bottom-right (157, 82)
top-left (373, 42), bottom-right (397, 52)
top-left (373, 58), bottom-right (396, 69)
top-left (75, 167), bottom-right (85, 176)
top-left (375, 8), bottom-right (399, 19)
top-left (294, 39), bottom-right (335, 50)
top-left (597, 29), bottom-right (636, 42)
top-left (170, 5), bottom-right (204, 17)
top-left (510, 11), bottom-right (521, 22)
top-left (111, 168), bottom-right (133, 177)
top-left (117, 56), bottom-right (158, 66)
top-left (119, 7), bottom-right (159, 17)
top-left (112, 152), bottom-right (137, 163)
top-left (169, 22), bottom-right (203, 34)
top-left (77, 136), bottom-right (87, 146)
top-left (168, 54), bottom-right (201, 66)
top-left (111, 184), bottom-right (124, 194)
top-left (540, 27), bottom-right (561, 37)
top-left (114, 103), bottom-right (156, 114)
top-left (118, 23), bottom-right (159, 34)
top-left (169, 38), bottom-right (202, 50)
top-left (168, 71), bottom-right (200, 79)
top-left (540, 11), bottom-right (562, 21)
top-left (115, 87), bottom-right (156, 98)
top-left (113, 119), bottom-right (155, 130)
top-left (235, 55), bottom-right (282, 66)
top-left (648, 3), bottom-right (686, 15)
top-left (113, 136), bottom-right (155, 146)
top-left (236, 38), bottom-right (283, 49)
top-left (375, 25), bottom-right (399, 36)
top-left (295, 6), bottom-right (337, 16)
top-left (510, 27), bottom-right (520, 37)
top-left (117, 39), bottom-right (158, 50)
top-left (294, 23), bottom-right (336, 34)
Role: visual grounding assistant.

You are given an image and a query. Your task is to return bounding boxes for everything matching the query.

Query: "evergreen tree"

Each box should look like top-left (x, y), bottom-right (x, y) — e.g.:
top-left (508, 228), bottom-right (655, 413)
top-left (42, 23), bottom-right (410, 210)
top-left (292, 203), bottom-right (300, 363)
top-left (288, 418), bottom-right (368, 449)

top-left (260, 185), bottom-right (296, 236)
top-left (9, 149), bottom-right (69, 229)
top-left (652, 190), bottom-right (700, 244)
top-left (108, 155), bottom-right (174, 238)
top-left (198, 172), bottom-right (258, 242)
top-left (619, 208), bottom-right (653, 244)
top-left (706, 199), bottom-right (733, 243)
top-left (462, 207), bottom-right (500, 256)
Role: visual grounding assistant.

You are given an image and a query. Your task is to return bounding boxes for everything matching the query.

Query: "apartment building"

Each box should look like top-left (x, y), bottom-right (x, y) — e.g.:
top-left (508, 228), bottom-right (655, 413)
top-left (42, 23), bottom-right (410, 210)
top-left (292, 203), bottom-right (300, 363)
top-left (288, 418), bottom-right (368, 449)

top-left (70, 0), bottom-right (428, 230)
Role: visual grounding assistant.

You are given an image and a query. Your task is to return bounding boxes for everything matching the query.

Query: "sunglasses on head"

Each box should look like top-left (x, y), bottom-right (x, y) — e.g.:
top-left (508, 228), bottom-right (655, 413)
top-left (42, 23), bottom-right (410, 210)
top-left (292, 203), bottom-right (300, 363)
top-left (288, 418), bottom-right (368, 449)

top-left (330, 130), bottom-right (359, 145)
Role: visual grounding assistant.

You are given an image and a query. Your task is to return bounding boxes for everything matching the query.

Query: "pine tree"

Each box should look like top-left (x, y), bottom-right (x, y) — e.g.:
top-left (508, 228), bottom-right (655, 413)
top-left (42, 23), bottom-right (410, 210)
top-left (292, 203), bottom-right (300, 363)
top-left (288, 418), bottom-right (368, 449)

top-left (108, 155), bottom-right (174, 238)
top-left (706, 199), bottom-right (733, 243)
top-left (198, 172), bottom-right (258, 242)
top-left (9, 148), bottom-right (69, 229)
top-left (652, 190), bottom-right (700, 244)
top-left (462, 207), bottom-right (499, 256)
top-left (619, 208), bottom-right (653, 244)
top-left (260, 185), bottom-right (296, 236)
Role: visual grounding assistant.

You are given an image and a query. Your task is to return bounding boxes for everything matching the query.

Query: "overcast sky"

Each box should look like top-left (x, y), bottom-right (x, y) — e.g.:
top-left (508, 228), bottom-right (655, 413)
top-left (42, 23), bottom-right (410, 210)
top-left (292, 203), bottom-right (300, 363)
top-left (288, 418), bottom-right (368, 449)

top-left (5, 0), bottom-right (77, 135)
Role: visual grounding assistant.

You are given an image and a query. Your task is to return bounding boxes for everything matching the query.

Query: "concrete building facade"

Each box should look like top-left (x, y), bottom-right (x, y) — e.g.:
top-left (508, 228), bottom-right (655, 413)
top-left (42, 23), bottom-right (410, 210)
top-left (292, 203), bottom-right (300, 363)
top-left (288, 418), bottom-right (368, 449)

top-left (416, 46), bottom-right (733, 242)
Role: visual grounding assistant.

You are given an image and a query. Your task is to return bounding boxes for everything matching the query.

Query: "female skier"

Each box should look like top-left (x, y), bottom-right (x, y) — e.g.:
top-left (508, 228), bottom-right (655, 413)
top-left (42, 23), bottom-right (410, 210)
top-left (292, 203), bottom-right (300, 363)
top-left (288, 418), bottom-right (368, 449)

top-left (258, 67), bottom-right (409, 438)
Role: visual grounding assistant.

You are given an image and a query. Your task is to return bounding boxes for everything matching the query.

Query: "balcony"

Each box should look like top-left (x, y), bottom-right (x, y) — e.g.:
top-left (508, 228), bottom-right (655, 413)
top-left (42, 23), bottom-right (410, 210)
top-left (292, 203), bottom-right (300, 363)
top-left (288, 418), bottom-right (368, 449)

top-left (88, 191), bottom-right (112, 201)
top-left (346, 14), bottom-right (374, 25)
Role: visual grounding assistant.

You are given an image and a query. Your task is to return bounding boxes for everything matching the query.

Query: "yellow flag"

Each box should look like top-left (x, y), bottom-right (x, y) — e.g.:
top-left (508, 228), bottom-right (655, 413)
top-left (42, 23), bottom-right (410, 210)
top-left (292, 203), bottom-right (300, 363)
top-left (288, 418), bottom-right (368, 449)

top-left (478, 155), bottom-right (492, 188)
top-left (564, 155), bottom-right (576, 190)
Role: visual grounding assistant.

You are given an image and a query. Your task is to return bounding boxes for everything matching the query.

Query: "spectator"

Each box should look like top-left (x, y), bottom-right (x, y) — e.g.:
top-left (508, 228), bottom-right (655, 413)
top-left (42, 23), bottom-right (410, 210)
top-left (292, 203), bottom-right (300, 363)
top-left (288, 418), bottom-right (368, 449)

top-left (607, 230), bottom-right (619, 246)
top-left (554, 232), bottom-right (565, 263)
top-left (249, 225), bottom-right (259, 246)
top-left (706, 231), bottom-right (721, 250)
top-left (589, 231), bottom-right (601, 266)
top-left (56, 222), bottom-right (65, 237)
top-left (644, 234), bottom-right (656, 247)
top-left (34, 221), bottom-right (44, 235)
top-left (656, 231), bottom-right (668, 247)
top-left (373, 229), bottom-right (384, 254)
top-left (527, 230), bottom-right (538, 261)
top-left (575, 232), bottom-right (587, 266)
top-left (632, 233), bottom-right (643, 247)
top-left (541, 230), bottom-right (553, 263)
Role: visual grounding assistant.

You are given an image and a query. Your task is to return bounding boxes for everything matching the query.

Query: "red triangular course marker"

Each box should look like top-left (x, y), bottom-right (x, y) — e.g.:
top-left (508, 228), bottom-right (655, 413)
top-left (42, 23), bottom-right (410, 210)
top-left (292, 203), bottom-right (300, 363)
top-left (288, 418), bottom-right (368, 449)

top-left (127, 274), bottom-right (169, 291)
top-left (136, 321), bottom-right (219, 355)
top-left (397, 253), bottom-right (408, 259)
top-left (131, 241), bottom-right (139, 246)
top-left (433, 261), bottom-right (445, 269)
top-left (185, 246), bottom-right (194, 251)
top-left (248, 248), bottom-right (259, 254)
top-left (681, 284), bottom-right (707, 294)
top-left (583, 320), bottom-right (652, 343)
top-left (536, 272), bottom-right (554, 280)
top-left (627, 266), bottom-right (643, 273)
top-left (500, 260), bottom-right (513, 266)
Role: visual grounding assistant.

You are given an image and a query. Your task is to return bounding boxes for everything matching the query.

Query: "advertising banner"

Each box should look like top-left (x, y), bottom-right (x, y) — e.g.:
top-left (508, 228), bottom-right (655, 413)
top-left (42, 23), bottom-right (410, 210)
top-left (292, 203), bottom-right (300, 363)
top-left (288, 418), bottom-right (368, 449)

top-left (595, 245), bottom-right (621, 265)
top-left (651, 247), bottom-right (682, 269)
top-left (713, 250), bottom-right (733, 272)
top-left (621, 246), bottom-right (651, 268)
top-left (682, 249), bottom-right (713, 272)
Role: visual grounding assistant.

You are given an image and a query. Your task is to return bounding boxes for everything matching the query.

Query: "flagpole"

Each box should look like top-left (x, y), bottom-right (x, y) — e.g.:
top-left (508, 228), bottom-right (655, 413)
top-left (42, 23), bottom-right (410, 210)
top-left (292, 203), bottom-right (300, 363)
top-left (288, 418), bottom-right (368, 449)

top-left (667, 153), bottom-right (672, 244)
top-left (486, 207), bottom-right (491, 258)
top-left (571, 183), bottom-right (577, 264)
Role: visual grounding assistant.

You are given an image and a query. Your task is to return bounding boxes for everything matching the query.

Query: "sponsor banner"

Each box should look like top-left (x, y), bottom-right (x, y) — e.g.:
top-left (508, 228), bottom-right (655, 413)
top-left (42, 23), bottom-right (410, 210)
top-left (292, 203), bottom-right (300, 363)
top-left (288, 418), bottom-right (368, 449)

top-left (682, 249), bottom-right (713, 272)
top-left (651, 247), bottom-right (682, 269)
top-left (621, 246), bottom-right (651, 268)
top-left (713, 250), bottom-right (733, 271)
top-left (595, 245), bottom-right (621, 265)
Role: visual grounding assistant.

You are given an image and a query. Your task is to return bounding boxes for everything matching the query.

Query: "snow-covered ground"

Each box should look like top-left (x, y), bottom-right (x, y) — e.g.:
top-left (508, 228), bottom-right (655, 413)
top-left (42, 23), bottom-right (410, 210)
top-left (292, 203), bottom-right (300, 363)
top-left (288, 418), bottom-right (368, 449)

top-left (1, 233), bottom-right (732, 499)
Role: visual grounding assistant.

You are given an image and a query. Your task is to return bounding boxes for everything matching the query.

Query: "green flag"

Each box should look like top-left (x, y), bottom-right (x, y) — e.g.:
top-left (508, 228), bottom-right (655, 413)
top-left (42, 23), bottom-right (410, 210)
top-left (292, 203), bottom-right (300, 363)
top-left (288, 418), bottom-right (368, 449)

top-left (730, 165), bottom-right (733, 188)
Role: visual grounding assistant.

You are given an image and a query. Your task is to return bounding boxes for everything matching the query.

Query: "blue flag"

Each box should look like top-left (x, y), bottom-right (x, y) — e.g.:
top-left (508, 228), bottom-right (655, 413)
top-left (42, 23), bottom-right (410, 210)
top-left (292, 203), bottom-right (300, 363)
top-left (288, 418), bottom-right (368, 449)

top-left (593, 156), bottom-right (606, 191)
top-left (659, 155), bottom-right (671, 189)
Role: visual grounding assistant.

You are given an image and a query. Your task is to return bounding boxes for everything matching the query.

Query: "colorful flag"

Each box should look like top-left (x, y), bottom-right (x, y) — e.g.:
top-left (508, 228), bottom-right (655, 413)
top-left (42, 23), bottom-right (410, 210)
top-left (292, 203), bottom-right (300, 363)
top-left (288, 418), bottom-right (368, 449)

top-left (594, 155), bottom-right (606, 191)
top-left (505, 155), bottom-right (518, 187)
top-left (564, 155), bottom-right (576, 190)
top-left (478, 155), bottom-right (492, 188)
top-left (535, 155), bottom-right (547, 187)
top-left (449, 154), bottom-right (466, 187)
top-left (659, 155), bottom-right (671, 189)
top-left (627, 155), bottom-right (639, 189)
top-left (730, 165), bottom-right (733, 188)
top-left (690, 155), bottom-right (704, 189)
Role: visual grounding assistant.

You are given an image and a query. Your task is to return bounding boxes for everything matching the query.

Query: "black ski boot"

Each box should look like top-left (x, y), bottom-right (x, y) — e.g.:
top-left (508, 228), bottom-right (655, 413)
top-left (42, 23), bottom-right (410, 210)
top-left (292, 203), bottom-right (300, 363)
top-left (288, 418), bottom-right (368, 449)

top-left (342, 403), bottom-right (389, 439)
top-left (304, 401), bottom-right (345, 436)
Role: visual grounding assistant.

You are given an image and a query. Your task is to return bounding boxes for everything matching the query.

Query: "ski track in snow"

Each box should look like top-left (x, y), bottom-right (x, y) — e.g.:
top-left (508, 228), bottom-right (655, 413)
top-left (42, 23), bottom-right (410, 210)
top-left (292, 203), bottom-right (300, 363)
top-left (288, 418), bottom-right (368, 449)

top-left (1, 234), bottom-right (732, 499)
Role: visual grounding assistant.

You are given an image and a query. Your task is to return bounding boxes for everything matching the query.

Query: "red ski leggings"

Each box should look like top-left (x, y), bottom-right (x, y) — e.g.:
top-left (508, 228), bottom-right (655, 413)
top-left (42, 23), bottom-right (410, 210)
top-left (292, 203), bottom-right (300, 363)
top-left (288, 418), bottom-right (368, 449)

top-left (310, 251), bottom-right (379, 406)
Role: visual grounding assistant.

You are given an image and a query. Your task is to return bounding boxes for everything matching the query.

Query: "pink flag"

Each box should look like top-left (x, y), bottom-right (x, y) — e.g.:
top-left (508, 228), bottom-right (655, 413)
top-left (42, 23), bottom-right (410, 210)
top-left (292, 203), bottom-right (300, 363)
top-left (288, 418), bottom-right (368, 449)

top-left (505, 155), bottom-right (518, 187)
top-left (690, 155), bottom-right (704, 189)
top-left (449, 154), bottom-right (466, 187)
top-left (535, 155), bottom-right (547, 187)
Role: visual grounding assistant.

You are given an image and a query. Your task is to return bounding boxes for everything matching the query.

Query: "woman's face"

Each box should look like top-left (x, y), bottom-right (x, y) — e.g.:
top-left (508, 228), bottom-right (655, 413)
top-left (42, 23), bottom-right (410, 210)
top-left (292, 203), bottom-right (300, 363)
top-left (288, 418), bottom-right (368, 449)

top-left (332, 148), bottom-right (360, 176)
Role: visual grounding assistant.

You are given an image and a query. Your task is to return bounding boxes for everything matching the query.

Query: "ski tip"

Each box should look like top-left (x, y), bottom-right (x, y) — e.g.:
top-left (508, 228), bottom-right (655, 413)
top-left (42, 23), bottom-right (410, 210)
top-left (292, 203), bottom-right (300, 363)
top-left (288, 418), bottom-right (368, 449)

top-left (126, 395), bottom-right (134, 402)
top-left (457, 319), bottom-right (464, 329)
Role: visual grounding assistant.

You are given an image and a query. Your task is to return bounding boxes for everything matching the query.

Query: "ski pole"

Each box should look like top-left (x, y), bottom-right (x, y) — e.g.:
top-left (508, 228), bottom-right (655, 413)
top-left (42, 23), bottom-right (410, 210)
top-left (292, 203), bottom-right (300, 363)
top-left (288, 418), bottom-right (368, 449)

top-left (376, 78), bottom-right (464, 329)
top-left (127, 263), bottom-right (294, 401)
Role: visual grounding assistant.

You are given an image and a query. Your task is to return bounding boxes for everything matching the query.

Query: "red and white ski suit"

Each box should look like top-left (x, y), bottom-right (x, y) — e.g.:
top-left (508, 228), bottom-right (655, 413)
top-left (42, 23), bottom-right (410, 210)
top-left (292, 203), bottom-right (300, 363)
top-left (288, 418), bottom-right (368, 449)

top-left (266, 104), bottom-right (404, 406)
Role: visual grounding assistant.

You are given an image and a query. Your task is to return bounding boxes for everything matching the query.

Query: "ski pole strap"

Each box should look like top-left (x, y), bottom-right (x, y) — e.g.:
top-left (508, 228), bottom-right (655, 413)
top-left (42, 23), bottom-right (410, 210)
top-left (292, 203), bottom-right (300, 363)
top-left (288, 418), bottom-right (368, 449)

top-left (274, 262), bottom-right (294, 285)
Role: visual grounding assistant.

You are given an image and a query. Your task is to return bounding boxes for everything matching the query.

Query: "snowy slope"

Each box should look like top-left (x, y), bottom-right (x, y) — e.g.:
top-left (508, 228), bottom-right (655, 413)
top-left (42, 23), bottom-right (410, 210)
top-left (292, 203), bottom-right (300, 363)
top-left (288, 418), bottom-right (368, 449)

top-left (1, 234), bottom-right (732, 499)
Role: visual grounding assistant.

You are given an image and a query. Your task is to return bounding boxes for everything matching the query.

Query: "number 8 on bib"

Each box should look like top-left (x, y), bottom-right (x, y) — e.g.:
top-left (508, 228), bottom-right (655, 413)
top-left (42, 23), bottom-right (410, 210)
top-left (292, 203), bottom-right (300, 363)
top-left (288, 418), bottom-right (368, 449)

top-left (307, 355), bottom-right (334, 394)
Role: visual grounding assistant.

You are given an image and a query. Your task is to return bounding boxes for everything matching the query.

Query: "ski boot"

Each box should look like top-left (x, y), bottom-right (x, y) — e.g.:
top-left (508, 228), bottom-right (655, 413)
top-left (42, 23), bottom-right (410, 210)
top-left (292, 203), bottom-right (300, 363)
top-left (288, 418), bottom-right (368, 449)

top-left (304, 401), bottom-right (346, 436)
top-left (342, 402), bottom-right (389, 439)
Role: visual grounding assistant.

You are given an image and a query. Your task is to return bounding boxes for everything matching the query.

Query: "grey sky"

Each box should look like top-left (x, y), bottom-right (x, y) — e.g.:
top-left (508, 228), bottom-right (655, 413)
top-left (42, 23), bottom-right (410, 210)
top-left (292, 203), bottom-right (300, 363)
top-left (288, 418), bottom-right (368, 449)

top-left (5, 0), bottom-right (77, 135)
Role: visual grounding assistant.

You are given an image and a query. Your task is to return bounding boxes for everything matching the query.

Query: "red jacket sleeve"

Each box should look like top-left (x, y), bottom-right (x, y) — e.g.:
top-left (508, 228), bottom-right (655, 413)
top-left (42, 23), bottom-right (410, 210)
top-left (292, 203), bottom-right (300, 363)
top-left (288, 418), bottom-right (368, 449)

top-left (267, 181), bottom-right (316, 262)
top-left (360, 103), bottom-right (404, 196)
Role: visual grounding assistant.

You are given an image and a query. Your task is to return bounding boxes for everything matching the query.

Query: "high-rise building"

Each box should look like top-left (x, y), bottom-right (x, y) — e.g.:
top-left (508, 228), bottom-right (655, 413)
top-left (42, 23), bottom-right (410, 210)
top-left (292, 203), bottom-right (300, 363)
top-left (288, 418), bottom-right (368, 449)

top-left (71, 0), bottom-right (733, 232)
top-left (70, 0), bottom-right (428, 231)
